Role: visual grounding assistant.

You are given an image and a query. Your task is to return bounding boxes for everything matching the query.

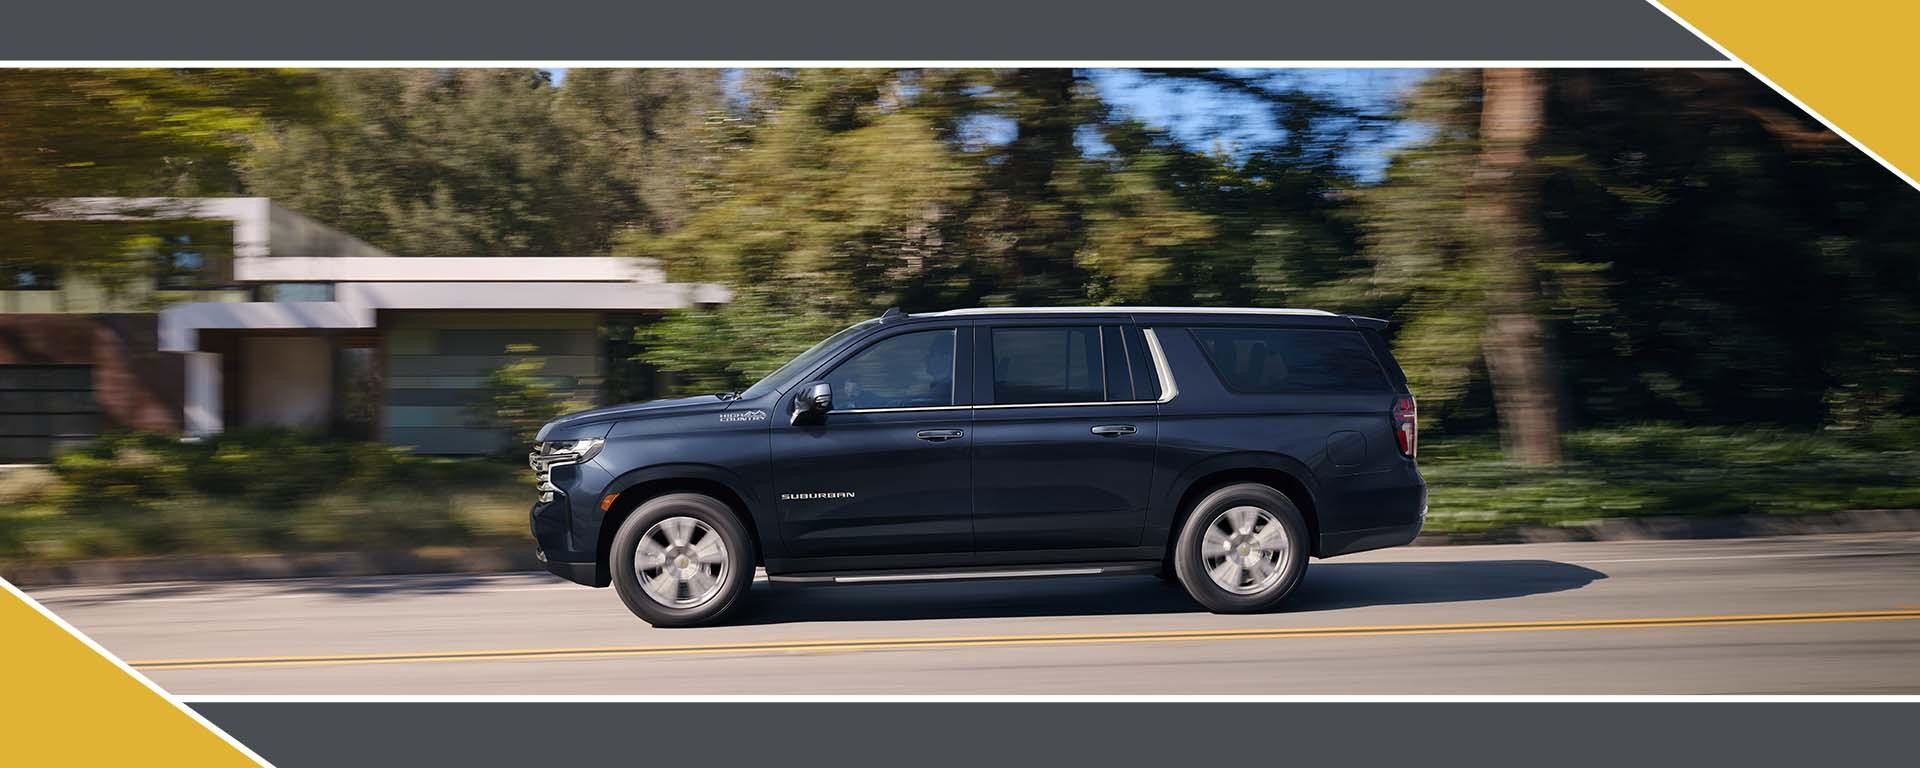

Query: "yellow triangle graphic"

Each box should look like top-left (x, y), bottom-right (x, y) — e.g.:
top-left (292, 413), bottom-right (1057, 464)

top-left (0, 580), bottom-right (264, 765)
top-left (1654, 0), bottom-right (1920, 187)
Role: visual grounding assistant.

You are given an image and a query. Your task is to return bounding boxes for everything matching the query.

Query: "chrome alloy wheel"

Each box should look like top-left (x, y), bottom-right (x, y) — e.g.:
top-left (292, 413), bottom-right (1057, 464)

top-left (634, 516), bottom-right (730, 608)
top-left (1200, 505), bottom-right (1290, 595)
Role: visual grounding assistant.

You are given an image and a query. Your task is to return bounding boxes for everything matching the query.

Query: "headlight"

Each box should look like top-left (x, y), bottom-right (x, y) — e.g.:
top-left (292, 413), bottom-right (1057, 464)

top-left (537, 437), bottom-right (602, 468)
top-left (529, 438), bottom-right (606, 502)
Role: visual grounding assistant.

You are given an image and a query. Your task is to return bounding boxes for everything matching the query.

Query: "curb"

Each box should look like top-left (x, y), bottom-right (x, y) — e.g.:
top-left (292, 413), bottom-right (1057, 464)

top-left (5, 510), bottom-right (1917, 588)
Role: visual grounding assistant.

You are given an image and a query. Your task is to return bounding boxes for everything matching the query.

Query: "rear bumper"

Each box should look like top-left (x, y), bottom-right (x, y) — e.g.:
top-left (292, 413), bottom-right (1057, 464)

top-left (1317, 504), bottom-right (1425, 558)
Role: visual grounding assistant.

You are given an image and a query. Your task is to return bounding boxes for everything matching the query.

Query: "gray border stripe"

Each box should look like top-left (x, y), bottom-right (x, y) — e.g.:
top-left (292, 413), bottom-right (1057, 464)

top-left (191, 702), bottom-right (1908, 768)
top-left (4, 0), bottom-right (1722, 61)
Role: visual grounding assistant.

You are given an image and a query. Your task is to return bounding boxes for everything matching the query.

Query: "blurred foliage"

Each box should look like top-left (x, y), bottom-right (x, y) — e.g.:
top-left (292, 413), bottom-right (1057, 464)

top-left (622, 69), bottom-right (1372, 391)
top-left (1363, 70), bottom-right (1920, 442)
top-left (468, 346), bottom-right (592, 454)
top-left (6, 67), bottom-right (1918, 465)
top-left (240, 69), bottom-right (721, 258)
top-left (0, 68), bottom-right (315, 286)
top-left (0, 431), bottom-right (526, 560)
top-left (1418, 421), bottom-right (1920, 534)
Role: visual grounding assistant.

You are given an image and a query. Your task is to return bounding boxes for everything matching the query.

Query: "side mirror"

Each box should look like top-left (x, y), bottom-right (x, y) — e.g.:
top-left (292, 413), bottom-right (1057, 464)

top-left (790, 381), bottom-right (832, 425)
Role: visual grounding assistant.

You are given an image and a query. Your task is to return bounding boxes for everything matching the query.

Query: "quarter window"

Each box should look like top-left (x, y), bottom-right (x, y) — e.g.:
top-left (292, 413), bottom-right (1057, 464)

top-left (991, 326), bottom-right (1105, 405)
top-left (1190, 327), bottom-right (1390, 394)
top-left (824, 330), bottom-right (956, 410)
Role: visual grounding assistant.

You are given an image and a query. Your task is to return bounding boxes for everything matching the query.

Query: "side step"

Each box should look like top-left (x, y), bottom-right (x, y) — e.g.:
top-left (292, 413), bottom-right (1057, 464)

top-left (767, 562), bottom-right (1158, 585)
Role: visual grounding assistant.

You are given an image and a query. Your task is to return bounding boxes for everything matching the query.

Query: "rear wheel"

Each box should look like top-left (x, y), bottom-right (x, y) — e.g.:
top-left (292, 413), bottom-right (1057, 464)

top-left (610, 492), bottom-right (754, 627)
top-left (1172, 483), bottom-right (1310, 613)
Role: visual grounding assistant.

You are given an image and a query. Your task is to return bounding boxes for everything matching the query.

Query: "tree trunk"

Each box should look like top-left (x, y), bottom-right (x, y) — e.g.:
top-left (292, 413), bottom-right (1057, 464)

top-left (1472, 69), bottom-right (1564, 466)
top-left (996, 69), bottom-right (1086, 304)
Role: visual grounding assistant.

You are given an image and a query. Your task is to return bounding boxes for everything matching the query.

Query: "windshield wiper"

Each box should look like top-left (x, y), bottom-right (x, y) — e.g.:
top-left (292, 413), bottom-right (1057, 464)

top-left (714, 391), bottom-right (741, 401)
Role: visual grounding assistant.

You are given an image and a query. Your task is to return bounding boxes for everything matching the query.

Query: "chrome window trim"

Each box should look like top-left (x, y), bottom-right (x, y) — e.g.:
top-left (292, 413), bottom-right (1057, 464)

top-left (834, 405), bottom-right (972, 415)
top-left (972, 399), bottom-right (1159, 410)
top-left (1142, 327), bottom-right (1179, 403)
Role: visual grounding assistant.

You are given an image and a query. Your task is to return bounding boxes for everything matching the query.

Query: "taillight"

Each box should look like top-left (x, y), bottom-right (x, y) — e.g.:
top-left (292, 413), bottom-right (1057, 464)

top-left (1392, 396), bottom-right (1417, 458)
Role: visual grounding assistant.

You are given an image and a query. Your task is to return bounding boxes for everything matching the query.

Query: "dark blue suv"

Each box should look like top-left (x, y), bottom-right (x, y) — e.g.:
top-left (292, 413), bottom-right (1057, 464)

top-left (530, 307), bottom-right (1426, 626)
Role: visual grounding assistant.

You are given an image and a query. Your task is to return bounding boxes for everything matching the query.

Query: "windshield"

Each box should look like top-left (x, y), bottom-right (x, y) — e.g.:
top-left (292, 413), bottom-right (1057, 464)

top-left (737, 318), bottom-right (883, 400)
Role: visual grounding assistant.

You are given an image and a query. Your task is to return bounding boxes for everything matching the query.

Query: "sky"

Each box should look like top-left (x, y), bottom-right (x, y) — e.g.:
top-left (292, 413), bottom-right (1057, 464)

top-left (544, 68), bottom-right (1431, 180)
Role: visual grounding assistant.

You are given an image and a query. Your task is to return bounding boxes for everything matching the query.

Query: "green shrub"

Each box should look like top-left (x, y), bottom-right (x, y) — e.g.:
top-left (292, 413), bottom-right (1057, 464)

top-left (469, 346), bottom-right (591, 455)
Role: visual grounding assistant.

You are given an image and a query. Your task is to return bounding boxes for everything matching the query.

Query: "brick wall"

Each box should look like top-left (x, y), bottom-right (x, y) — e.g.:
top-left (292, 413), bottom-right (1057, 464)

top-left (0, 314), bottom-right (183, 433)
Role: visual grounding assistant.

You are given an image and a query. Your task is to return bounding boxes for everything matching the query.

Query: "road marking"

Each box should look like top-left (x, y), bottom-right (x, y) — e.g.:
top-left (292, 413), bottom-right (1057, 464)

top-left (129, 608), bottom-right (1920, 672)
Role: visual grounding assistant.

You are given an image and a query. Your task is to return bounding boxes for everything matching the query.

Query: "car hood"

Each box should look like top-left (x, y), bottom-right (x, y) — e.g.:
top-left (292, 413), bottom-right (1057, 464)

top-left (534, 395), bottom-right (731, 441)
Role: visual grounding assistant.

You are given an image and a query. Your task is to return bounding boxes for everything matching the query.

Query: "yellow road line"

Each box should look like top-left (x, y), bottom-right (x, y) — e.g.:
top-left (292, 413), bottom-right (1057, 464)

top-left (130, 608), bottom-right (1920, 672)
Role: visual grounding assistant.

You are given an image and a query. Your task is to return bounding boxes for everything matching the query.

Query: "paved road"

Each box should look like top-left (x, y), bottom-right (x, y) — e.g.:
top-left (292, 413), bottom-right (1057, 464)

top-left (27, 533), bottom-right (1920, 694)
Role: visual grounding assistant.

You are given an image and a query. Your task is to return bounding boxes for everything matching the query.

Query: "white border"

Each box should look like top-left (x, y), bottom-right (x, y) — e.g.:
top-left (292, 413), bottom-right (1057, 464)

top-left (1, 578), bottom-right (275, 766)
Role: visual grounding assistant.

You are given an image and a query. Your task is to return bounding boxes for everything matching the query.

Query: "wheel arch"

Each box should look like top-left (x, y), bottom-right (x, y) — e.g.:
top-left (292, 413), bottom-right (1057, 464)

top-left (1162, 455), bottom-right (1323, 559)
top-left (594, 464), bottom-right (768, 587)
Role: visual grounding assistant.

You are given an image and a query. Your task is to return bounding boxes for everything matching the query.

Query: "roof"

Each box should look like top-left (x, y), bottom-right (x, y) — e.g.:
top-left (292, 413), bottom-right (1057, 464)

top-left (910, 306), bottom-right (1338, 318)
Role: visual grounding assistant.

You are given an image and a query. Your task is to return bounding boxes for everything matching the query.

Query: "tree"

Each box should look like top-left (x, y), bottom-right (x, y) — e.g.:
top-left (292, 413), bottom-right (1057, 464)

top-left (0, 69), bottom-right (315, 283)
top-left (243, 69), bottom-right (647, 258)
top-left (1362, 67), bottom-right (1920, 454)
top-left (624, 69), bottom-right (981, 390)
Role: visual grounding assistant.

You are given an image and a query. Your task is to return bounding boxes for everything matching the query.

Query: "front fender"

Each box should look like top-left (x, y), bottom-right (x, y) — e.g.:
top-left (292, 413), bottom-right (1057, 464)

top-left (589, 461), bottom-right (780, 560)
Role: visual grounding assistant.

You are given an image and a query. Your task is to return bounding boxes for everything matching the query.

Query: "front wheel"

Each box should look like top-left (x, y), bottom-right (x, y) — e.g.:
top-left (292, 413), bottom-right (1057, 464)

top-left (1172, 483), bottom-right (1310, 613)
top-left (610, 492), bottom-right (755, 627)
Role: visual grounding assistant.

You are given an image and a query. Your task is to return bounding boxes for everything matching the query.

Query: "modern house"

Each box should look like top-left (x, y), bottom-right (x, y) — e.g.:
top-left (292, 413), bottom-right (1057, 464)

top-left (0, 198), bottom-right (726, 459)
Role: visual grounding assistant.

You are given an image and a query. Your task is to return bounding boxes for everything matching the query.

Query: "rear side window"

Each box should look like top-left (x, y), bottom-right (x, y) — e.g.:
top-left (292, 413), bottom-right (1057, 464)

top-left (1358, 327), bottom-right (1410, 392)
top-left (1190, 327), bottom-right (1390, 394)
top-left (991, 326), bottom-right (1105, 404)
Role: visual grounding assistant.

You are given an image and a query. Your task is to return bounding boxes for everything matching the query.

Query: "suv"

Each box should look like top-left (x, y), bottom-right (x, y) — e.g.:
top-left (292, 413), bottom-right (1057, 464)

top-left (530, 307), bottom-right (1425, 627)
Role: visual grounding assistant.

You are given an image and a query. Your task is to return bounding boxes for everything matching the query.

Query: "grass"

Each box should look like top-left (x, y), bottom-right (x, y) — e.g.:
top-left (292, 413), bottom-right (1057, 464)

top-left (0, 431), bottom-right (530, 562)
top-left (3, 424), bottom-right (1917, 563)
top-left (1416, 423), bottom-right (1920, 534)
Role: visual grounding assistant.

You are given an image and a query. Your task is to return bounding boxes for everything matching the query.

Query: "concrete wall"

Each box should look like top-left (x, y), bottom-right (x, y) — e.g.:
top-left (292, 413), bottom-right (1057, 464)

top-left (382, 311), bottom-right (603, 455)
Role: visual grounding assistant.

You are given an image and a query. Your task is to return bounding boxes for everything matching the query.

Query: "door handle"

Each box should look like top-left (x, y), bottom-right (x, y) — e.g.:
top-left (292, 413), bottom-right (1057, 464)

top-left (1091, 424), bottom-right (1137, 437)
top-left (916, 429), bottom-right (965, 442)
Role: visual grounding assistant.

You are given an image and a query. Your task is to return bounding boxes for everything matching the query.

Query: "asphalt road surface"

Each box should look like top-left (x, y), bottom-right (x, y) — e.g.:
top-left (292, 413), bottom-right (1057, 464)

top-left (28, 533), bottom-right (1920, 694)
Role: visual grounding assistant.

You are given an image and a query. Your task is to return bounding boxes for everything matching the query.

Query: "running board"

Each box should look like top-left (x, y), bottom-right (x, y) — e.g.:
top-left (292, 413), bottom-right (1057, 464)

top-left (767, 562), bottom-right (1157, 585)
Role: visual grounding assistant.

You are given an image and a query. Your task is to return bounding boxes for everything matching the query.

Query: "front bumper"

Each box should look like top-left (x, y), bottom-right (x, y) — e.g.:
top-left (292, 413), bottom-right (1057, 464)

top-left (531, 491), bottom-right (605, 587)
top-left (536, 548), bottom-right (604, 587)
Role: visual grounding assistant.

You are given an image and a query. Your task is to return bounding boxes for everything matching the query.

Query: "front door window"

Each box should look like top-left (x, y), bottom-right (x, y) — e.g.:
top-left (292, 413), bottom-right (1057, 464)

top-left (824, 329), bottom-right (955, 410)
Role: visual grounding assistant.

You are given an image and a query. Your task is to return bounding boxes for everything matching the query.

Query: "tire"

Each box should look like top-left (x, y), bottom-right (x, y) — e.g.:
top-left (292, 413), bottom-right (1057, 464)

top-left (610, 492), bottom-right (755, 627)
top-left (1172, 483), bottom-right (1310, 613)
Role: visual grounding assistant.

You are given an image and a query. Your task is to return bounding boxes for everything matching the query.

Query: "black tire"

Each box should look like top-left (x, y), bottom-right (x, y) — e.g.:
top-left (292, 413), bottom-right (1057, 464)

top-left (1172, 483), bottom-right (1310, 613)
top-left (610, 492), bottom-right (755, 627)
